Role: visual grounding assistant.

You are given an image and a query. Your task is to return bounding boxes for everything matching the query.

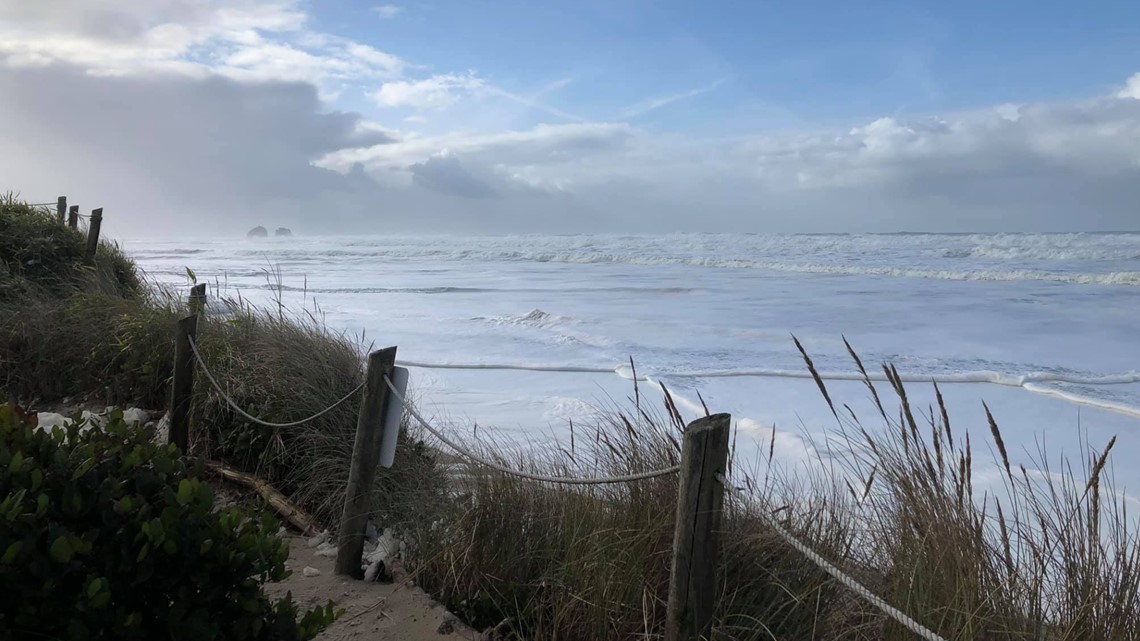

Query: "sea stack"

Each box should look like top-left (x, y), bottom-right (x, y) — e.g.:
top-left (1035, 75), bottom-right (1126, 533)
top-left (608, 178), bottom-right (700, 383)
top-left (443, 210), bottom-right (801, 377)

top-left (246, 226), bottom-right (268, 238)
top-left (274, 227), bottom-right (293, 237)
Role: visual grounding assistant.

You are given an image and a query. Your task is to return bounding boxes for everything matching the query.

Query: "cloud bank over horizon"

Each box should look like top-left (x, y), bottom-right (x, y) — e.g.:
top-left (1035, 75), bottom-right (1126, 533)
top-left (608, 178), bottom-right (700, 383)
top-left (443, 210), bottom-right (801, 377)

top-left (2, 1), bottom-right (1140, 236)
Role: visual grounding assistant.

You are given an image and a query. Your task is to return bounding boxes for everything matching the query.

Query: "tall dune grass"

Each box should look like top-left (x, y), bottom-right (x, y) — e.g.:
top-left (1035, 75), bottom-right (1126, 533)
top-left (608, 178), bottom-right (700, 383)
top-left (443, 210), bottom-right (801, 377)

top-left (399, 346), bottom-right (1137, 641)
top-left (189, 292), bottom-right (448, 526)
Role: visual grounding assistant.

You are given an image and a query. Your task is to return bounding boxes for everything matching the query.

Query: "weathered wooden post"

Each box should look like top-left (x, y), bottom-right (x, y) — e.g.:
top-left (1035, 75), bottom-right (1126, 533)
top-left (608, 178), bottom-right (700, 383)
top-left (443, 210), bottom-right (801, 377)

top-left (67, 206), bottom-right (79, 229)
top-left (665, 413), bottom-right (731, 641)
top-left (85, 208), bottom-right (103, 261)
top-left (188, 283), bottom-right (207, 315)
top-left (169, 314), bottom-right (199, 453)
top-left (56, 196), bottom-right (66, 224)
top-left (335, 347), bottom-right (398, 578)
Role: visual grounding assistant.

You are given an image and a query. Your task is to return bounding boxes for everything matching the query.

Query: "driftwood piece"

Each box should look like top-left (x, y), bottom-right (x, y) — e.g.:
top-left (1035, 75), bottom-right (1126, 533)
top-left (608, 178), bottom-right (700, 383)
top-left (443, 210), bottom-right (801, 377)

top-left (206, 460), bottom-right (321, 536)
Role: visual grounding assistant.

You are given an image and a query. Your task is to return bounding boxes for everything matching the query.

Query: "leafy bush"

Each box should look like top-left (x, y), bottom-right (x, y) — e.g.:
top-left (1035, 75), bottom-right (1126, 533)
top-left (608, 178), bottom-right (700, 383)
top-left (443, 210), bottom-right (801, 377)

top-left (0, 404), bottom-right (338, 640)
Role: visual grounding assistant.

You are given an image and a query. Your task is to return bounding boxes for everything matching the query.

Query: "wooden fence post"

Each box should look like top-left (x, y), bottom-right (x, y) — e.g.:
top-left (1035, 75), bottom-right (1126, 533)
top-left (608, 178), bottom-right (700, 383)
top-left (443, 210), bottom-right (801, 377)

top-left (169, 314), bottom-right (199, 453)
top-left (665, 413), bottom-right (731, 641)
top-left (188, 283), bottom-right (207, 315)
top-left (85, 208), bottom-right (103, 261)
top-left (56, 196), bottom-right (66, 224)
top-left (335, 346), bottom-right (398, 578)
top-left (67, 206), bottom-right (79, 229)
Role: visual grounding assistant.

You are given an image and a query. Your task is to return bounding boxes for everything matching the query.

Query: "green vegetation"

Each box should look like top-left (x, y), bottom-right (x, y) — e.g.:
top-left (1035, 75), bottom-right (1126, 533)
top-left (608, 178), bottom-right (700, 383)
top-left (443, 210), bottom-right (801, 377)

top-left (1, 196), bottom-right (169, 406)
top-left (2, 192), bottom-right (1137, 640)
top-left (408, 400), bottom-right (845, 640)
top-left (0, 404), bottom-right (338, 640)
top-left (1, 292), bottom-right (179, 407)
top-left (0, 194), bottom-right (139, 299)
top-left (0, 197), bottom-right (441, 528)
top-left (189, 300), bottom-right (447, 526)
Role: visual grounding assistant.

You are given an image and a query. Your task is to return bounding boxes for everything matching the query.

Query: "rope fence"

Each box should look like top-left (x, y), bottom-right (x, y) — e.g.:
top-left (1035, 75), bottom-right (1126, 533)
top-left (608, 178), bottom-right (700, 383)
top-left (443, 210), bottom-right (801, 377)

top-left (187, 334), bottom-right (364, 427)
top-left (167, 281), bottom-right (949, 640)
top-left (185, 332), bottom-right (679, 484)
top-left (25, 197), bottom-right (87, 217)
top-left (717, 473), bottom-right (949, 641)
top-left (23, 194), bottom-right (108, 265)
top-left (384, 375), bottom-right (681, 485)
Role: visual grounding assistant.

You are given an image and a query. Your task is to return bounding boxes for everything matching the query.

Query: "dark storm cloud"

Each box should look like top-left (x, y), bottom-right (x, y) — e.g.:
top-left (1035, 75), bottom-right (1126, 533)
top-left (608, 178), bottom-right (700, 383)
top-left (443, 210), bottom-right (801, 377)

top-left (0, 63), bottom-right (392, 234)
top-left (409, 155), bottom-right (499, 199)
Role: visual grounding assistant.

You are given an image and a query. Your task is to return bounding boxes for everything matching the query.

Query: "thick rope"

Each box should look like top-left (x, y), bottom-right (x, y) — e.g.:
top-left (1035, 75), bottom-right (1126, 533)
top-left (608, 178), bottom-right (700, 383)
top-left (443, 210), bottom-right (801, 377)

top-left (717, 473), bottom-right (949, 641)
top-left (385, 376), bottom-right (680, 485)
top-left (188, 335), bottom-right (364, 428)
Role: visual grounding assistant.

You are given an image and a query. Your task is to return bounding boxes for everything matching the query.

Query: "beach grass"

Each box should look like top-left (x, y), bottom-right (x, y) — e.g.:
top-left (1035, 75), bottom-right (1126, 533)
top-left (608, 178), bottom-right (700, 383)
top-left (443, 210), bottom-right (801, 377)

top-left (0, 196), bottom-right (443, 526)
top-left (399, 361), bottom-right (1137, 640)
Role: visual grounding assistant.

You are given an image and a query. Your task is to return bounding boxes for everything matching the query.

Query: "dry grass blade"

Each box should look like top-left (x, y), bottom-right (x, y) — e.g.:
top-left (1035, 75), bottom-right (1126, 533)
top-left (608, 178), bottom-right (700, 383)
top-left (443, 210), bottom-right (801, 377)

top-left (934, 381), bottom-right (953, 451)
top-left (793, 334), bottom-right (838, 422)
top-left (656, 380), bottom-right (686, 432)
top-left (630, 356), bottom-right (640, 411)
top-left (844, 335), bottom-right (886, 419)
top-left (696, 389), bottom-right (711, 417)
top-left (984, 402), bottom-right (1012, 481)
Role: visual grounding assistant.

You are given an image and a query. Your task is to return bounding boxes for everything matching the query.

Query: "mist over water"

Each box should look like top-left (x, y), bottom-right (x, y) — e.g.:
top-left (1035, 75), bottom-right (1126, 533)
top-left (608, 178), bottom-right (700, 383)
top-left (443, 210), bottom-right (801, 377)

top-left (129, 232), bottom-right (1140, 495)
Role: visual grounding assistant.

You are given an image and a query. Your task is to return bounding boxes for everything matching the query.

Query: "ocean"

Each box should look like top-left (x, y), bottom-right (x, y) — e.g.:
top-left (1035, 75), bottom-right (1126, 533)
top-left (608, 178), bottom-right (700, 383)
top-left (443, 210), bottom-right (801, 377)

top-left (127, 232), bottom-right (1140, 496)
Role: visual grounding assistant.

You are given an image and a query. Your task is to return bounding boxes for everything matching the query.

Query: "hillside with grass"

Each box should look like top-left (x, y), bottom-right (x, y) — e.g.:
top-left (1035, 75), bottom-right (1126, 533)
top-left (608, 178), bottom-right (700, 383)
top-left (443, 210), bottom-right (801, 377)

top-left (0, 196), bottom-right (441, 528)
top-left (3, 194), bottom-right (1138, 640)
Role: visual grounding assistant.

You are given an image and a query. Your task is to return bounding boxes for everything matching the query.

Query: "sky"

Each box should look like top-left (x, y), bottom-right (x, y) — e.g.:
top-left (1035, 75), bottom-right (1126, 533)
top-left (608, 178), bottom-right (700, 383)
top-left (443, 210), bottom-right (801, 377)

top-left (2, 0), bottom-right (1140, 235)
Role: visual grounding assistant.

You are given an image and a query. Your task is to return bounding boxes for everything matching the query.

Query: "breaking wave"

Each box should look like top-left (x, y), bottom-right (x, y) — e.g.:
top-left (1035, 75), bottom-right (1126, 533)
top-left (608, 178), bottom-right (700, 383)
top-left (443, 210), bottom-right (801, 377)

top-left (130, 232), bottom-right (1140, 286)
top-left (476, 309), bottom-right (574, 329)
top-left (399, 359), bottom-right (1140, 419)
top-left (240, 251), bottom-right (1140, 287)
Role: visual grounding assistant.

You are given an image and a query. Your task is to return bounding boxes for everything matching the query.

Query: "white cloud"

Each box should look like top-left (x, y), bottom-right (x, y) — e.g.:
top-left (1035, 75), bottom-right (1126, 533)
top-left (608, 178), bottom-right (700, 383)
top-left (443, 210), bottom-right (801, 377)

top-left (373, 5), bottom-right (402, 19)
top-left (322, 84), bottom-right (1140, 231)
top-left (319, 122), bottom-right (634, 174)
top-left (372, 73), bottom-right (484, 109)
top-left (739, 97), bottom-right (1140, 194)
top-left (219, 39), bottom-right (403, 84)
top-left (0, 0), bottom-right (404, 88)
top-left (1120, 73), bottom-right (1140, 100)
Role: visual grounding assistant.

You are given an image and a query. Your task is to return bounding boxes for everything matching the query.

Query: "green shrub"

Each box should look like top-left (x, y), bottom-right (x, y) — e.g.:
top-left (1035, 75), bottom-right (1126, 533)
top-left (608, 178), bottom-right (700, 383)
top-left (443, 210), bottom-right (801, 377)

top-left (0, 403), bottom-right (338, 640)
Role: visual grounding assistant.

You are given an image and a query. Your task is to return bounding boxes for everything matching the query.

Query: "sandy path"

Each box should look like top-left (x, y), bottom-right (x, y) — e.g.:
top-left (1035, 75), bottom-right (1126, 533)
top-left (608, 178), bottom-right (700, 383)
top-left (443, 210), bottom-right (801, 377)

top-left (265, 534), bottom-right (478, 641)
